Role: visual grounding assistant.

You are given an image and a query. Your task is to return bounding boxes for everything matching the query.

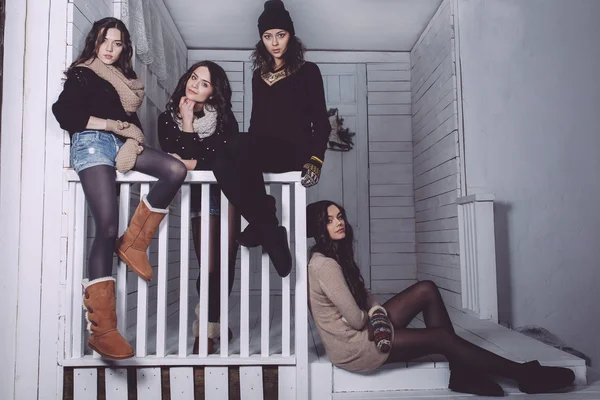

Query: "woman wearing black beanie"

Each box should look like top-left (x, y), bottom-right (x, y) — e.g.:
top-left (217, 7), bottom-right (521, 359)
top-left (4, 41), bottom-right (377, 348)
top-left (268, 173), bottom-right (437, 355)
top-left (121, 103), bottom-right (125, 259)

top-left (213, 0), bottom-right (331, 278)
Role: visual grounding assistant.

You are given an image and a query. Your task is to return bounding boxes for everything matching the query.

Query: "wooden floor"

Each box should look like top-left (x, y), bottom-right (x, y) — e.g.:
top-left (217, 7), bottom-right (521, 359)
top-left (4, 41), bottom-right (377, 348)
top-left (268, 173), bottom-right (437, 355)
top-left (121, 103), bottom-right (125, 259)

top-left (332, 369), bottom-right (600, 399)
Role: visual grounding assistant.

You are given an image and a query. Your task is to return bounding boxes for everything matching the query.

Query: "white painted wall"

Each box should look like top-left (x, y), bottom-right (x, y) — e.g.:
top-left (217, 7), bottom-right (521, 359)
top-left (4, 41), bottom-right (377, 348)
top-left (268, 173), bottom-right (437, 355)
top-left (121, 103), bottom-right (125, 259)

top-left (457, 0), bottom-right (600, 366)
top-left (367, 59), bottom-right (417, 294)
top-left (410, 0), bottom-right (461, 309)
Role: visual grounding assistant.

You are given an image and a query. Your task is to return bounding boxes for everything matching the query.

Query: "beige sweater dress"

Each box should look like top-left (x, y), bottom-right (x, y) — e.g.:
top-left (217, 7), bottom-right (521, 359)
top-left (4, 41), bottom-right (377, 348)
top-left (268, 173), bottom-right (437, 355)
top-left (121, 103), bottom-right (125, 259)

top-left (308, 252), bottom-right (392, 372)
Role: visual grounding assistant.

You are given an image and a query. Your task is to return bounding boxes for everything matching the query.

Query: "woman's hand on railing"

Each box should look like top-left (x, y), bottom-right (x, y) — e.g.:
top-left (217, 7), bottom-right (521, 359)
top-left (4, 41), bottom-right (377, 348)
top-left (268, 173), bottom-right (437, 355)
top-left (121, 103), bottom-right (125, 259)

top-left (300, 156), bottom-right (323, 187)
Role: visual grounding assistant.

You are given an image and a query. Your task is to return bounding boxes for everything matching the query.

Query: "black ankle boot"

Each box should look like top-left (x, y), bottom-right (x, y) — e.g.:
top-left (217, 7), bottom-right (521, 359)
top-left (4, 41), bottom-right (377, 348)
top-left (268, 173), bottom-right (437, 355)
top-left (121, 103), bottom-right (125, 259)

top-left (517, 360), bottom-right (575, 394)
top-left (237, 196), bottom-right (278, 248)
top-left (449, 367), bottom-right (505, 397)
top-left (262, 226), bottom-right (292, 277)
top-left (237, 223), bottom-right (262, 247)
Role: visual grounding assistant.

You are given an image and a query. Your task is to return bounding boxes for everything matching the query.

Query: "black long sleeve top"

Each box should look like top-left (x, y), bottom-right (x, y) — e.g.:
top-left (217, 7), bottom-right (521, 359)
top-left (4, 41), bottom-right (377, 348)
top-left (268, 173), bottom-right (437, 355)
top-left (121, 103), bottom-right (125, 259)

top-left (52, 67), bottom-right (142, 139)
top-left (157, 109), bottom-right (239, 170)
top-left (248, 62), bottom-right (331, 161)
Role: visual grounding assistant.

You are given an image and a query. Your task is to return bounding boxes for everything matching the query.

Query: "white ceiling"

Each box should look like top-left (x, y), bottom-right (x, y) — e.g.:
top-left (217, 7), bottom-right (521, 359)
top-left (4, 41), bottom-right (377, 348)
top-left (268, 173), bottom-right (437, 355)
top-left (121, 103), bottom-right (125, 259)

top-left (162, 0), bottom-right (444, 52)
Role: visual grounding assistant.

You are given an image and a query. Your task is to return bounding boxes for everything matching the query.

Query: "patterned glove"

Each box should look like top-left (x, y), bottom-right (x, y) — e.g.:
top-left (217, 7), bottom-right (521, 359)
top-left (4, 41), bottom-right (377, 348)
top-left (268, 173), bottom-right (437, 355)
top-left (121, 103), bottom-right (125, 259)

top-left (300, 156), bottom-right (323, 188)
top-left (368, 305), bottom-right (392, 353)
top-left (106, 119), bottom-right (145, 145)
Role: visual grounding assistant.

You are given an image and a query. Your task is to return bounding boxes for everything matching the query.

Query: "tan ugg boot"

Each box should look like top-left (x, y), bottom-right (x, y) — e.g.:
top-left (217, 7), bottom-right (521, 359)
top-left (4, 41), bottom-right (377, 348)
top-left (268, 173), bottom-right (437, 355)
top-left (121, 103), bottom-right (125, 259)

top-left (116, 196), bottom-right (167, 281)
top-left (83, 277), bottom-right (134, 360)
top-left (191, 304), bottom-right (233, 354)
top-left (192, 304), bottom-right (216, 354)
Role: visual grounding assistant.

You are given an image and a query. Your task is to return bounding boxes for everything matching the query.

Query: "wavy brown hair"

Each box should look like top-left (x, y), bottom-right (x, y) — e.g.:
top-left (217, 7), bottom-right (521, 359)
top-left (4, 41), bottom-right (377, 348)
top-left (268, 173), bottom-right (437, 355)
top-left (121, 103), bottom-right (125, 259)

top-left (166, 61), bottom-right (232, 134)
top-left (309, 201), bottom-right (369, 311)
top-left (251, 34), bottom-right (307, 76)
top-left (68, 17), bottom-right (136, 79)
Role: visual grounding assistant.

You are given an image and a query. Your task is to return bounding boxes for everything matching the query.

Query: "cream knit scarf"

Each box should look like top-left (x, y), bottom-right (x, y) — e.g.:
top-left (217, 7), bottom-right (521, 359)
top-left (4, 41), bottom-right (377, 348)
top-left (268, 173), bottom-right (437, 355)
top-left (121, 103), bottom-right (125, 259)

top-left (172, 104), bottom-right (218, 139)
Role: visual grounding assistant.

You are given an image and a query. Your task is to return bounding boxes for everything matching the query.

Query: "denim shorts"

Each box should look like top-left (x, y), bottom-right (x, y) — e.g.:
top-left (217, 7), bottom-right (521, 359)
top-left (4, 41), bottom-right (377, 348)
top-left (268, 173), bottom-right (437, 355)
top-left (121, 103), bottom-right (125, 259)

top-left (70, 130), bottom-right (124, 174)
top-left (190, 184), bottom-right (220, 217)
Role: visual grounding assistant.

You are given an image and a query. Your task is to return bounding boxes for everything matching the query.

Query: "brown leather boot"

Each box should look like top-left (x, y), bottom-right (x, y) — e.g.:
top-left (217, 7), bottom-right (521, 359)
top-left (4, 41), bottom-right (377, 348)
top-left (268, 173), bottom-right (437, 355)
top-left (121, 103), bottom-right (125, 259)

top-left (83, 277), bottom-right (134, 359)
top-left (116, 196), bottom-right (167, 281)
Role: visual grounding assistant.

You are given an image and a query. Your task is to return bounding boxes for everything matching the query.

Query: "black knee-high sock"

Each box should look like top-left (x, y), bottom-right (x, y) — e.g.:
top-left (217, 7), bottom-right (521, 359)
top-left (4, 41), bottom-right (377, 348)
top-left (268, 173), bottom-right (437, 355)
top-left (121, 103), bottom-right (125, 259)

top-left (198, 258), bottom-right (237, 323)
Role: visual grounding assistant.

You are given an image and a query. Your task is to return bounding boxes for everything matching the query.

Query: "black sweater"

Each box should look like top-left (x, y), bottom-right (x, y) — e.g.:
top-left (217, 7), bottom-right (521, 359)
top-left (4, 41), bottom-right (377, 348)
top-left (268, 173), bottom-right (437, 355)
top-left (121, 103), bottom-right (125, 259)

top-left (52, 67), bottom-right (142, 139)
top-left (249, 62), bottom-right (330, 161)
top-left (158, 109), bottom-right (239, 170)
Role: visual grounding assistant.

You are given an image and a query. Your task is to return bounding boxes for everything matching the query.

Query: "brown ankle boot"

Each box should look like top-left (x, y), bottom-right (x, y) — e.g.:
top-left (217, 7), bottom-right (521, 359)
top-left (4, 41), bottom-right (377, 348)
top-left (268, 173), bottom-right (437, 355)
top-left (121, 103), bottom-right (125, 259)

top-left (193, 337), bottom-right (216, 355)
top-left (192, 314), bottom-right (217, 354)
top-left (83, 277), bottom-right (134, 359)
top-left (116, 196), bottom-right (167, 281)
top-left (192, 304), bottom-right (234, 354)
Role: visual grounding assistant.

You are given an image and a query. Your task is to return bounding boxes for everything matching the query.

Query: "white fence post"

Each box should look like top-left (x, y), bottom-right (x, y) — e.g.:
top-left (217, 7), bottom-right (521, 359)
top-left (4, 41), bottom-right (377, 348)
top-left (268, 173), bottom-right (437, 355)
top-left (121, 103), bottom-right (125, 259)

top-left (261, 186), bottom-right (272, 357)
top-left (294, 182), bottom-right (308, 400)
top-left (219, 191), bottom-right (230, 357)
top-left (198, 183), bottom-right (211, 357)
top-left (457, 194), bottom-right (498, 322)
top-left (179, 184), bottom-right (191, 357)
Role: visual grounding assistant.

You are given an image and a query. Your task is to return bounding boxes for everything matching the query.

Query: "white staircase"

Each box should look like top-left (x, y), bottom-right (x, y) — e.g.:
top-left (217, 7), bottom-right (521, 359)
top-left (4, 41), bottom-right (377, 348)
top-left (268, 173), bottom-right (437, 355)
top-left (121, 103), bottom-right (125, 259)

top-left (309, 307), bottom-right (587, 399)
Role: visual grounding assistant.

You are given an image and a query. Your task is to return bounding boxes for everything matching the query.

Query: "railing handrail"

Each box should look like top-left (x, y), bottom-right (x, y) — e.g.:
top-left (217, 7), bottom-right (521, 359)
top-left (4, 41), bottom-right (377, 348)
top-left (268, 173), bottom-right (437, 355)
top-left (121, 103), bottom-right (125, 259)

top-left (65, 169), bottom-right (302, 183)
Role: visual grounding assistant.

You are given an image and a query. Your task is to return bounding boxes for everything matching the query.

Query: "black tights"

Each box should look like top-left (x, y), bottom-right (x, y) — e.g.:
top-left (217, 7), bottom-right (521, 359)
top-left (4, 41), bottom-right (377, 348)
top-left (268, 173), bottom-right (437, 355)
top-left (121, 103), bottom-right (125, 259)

top-left (212, 134), bottom-right (307, 228)
top-left (384, 281), bottom-right (525, 380)
top-left (79, 146), bottom-right (187, 280)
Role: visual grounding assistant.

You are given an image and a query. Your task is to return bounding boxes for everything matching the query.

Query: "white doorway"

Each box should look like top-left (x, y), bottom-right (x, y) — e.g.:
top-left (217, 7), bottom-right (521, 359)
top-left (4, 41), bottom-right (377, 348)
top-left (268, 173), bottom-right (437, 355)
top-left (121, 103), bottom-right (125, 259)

top-left (307, 63), bottom-right (371, 285)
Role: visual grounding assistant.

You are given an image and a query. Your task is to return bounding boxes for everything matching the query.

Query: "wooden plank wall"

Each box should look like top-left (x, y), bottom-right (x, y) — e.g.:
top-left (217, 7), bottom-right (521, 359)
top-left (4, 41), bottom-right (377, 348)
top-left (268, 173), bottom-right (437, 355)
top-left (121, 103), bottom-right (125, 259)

top-left (410, 0), bottom-right (462, 309)
top-left (366, 55), bottom-right (417, 294)
top-left (0, 0), bottom-right (5, 135)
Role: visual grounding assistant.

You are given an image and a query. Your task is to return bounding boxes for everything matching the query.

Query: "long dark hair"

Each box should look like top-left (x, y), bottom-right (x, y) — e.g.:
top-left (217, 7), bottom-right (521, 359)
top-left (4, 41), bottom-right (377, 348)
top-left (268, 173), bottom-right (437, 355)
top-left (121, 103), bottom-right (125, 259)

top-left (251, 34), bottom-right (307, 75)
top-left (68, 17), bottom-right (136, 79)
top-left (310, 201), bottom-right (369, 311)
top-left (166, 61), bottom-right (232, 132)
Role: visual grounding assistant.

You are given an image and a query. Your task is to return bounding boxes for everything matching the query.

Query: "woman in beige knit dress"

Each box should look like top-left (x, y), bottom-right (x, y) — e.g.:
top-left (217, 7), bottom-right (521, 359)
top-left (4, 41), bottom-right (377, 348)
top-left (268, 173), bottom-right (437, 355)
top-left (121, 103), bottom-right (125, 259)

top-left (307, 200), bottom-right (575, 396)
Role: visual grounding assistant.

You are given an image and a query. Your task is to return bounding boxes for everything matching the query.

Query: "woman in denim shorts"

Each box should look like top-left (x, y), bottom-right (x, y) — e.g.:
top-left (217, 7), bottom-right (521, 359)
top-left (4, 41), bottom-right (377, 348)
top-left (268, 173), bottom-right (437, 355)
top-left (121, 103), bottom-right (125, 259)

top-left (52, 18), bottom-right (187, 360)
top-left (158, 61), bottom-right (240, 354)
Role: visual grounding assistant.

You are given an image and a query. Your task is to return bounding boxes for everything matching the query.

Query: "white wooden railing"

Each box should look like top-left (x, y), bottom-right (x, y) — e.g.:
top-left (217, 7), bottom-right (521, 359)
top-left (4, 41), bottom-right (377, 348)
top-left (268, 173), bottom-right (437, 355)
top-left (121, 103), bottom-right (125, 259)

top-left (456, 194), bottom-right (498, 322)
top-left (63, 170), bottom-right (308, 399)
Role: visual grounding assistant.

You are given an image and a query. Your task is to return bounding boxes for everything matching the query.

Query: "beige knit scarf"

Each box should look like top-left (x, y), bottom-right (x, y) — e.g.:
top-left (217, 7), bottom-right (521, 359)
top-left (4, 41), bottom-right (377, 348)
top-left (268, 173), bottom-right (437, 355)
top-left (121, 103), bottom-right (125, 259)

top-left (79, 58), bottom-right (145, 172)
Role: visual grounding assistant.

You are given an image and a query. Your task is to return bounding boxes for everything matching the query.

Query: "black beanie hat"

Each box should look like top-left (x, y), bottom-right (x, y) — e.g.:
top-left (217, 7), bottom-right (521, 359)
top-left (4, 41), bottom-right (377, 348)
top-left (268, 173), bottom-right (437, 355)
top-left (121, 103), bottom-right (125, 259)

top-left (258, 0), bottom-right (295, 37)
top-left (306, 200), bottom-right (336, 239)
